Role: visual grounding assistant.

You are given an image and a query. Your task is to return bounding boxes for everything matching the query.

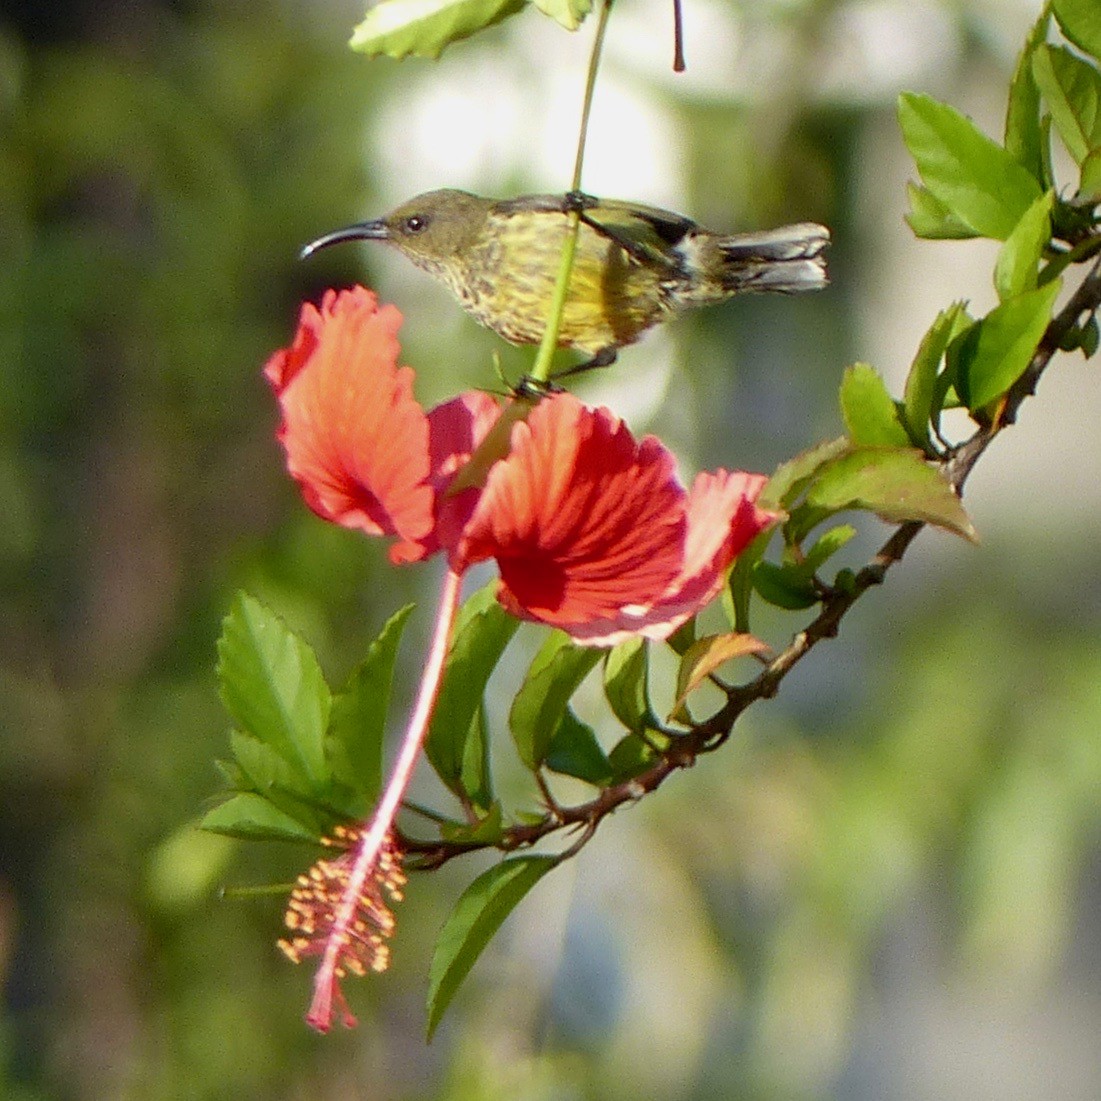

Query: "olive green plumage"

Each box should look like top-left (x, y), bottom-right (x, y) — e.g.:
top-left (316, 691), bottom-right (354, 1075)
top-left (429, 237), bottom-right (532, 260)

top-left (303, 189), bottom-right (830, 365)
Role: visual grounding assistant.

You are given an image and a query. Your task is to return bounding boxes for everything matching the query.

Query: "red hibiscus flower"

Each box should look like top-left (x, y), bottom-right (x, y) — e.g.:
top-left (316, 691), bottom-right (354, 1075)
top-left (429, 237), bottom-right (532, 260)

top-left (263, 287), bottom-right (779, 1030)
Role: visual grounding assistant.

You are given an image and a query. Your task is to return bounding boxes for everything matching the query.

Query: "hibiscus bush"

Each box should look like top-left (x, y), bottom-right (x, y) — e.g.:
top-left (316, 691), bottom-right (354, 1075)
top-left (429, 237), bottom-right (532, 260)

top-left (198, 0), bottom-right (1101, 1039)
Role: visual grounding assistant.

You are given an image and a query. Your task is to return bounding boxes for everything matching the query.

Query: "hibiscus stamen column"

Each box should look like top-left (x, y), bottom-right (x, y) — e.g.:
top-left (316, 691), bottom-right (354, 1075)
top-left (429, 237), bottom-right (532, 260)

top-left (302, 567), bottom-right (464, 1031)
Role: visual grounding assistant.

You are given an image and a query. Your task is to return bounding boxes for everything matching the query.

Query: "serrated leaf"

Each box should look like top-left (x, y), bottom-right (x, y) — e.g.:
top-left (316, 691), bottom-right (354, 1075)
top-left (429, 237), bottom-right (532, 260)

top-left (898, 92), bottom-right (1043, 240)
top-left (217, 594), bottom-right (330, 790)
top-left (1053, 0), bottom-right (1101, 63)
top-left (1032, 46), bottom-right (1101, 165)
top-left (545, 708), bottom-right (612, 784)
top-left (532, 0), bottom-right (590, 30)
top-left (603, 638), bottom-right (652, 732)
top-left (903, 302), bottom-right (971, 448)
top-left (994, 191), bottom-right (1055, 302)
top-left (959, 280), bottom-right (1062, 410)
top-left (905, 182), bottom-right (979, 240)
top-left (805, 447), bottom-right (977, 540)
top-left (670, 633), bottom-right (771, 723)
top-left (509, 633), bottom-right (602, 770)
top-left (1005, 12), bottom-right (1050, 184)
top-left (760, 437), bottom-right (849, 510)
top-left (426, 583), bottom-right (518, 798)
top-left (426, 856), bottom-right (557, 1039)
top-left (350, 0), bottom-right (526, 59)
top-left (200, 793), bottom-right (320, 843)
top-left (840, 363), bottom-right (911, 447)
top-left (328, 604), bottom-right (414, 807)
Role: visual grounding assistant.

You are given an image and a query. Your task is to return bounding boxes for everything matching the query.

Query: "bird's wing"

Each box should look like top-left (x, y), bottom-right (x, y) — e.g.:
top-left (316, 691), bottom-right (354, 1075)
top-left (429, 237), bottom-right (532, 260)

top-left (494, 195), bottom-right (695, 268)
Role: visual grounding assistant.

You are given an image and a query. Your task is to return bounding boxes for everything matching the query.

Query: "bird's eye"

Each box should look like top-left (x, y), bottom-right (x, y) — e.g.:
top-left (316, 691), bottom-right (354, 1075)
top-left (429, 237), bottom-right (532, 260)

top-left (403, 214), bottom-right (429, 234)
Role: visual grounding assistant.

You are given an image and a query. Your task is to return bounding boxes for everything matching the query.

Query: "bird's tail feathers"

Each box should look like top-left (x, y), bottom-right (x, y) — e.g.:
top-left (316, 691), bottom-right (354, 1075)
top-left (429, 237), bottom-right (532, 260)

top-left (718, 223), bottom-right (830, 294)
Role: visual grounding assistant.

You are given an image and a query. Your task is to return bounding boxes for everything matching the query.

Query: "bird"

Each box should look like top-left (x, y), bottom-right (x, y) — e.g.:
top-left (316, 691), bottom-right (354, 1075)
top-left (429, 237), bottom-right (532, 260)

top-left (301, 189), bottom-right (830, 372)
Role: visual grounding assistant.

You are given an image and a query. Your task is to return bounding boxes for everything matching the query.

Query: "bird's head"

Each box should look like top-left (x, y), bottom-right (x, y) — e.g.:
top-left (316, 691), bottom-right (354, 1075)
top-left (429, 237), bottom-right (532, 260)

top-left (301, 189), bottom-right (493, 274)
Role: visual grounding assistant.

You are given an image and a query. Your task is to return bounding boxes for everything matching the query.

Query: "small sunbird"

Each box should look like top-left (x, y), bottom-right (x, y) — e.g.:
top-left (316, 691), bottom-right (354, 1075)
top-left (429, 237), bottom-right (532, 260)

top-left (302, 190), bottom-right (830, 371)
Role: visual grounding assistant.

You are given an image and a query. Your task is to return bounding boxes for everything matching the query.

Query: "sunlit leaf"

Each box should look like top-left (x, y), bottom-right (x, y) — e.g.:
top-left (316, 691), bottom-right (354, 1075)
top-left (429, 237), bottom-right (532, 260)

top-left (426, 856), bottom-right (557, 1039)
top-left (905, 182), bottom-right (978, 240)
top-left (760, 437), bottom-right (849, 510)
top-left (509, 633), bottom-right (602, 770)
top-left (1032, 46), bottom-right (1101, 165)
top-left (1053, 0), bottom-right (1101, 62)
top-left (898, 92), bottom-right (1043, 240)
top-left (217, 593), bottom-right (330, 790)
top-left (902, 302), bottom-right (971, 447)
top-left (994, 191), bottom-right (1054, 302)
top-left (1005, 11), bottom-right (1050, 184)
top-left (958, 280), bottom-right (1062, 410)
top-left (805, 447), bottom-right (978, 540)
top-left (670, 633), bottom-right (770, 722)
top-left (200, 792), bottom-right (320, 844)
top-left (426, 583), bottom-right (518, 799)
top-left (532, 0), bottom-right (591, 31)
top-left (840, 363), bottom-right (911, 447)
top-left (1082, 146), bottom-right (1101, 198)
top-left (545, 708), bottom-right (613, 784)
top-left (350, 0), bottom-right (526, 59)
top-left (439, 801), bottom-right (504, 843)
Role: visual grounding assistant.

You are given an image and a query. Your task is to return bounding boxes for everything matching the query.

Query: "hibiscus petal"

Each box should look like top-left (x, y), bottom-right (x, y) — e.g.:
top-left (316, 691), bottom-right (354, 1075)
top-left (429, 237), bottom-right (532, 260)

top-left (561, 469), bottom-right (779, 646)
top-left (389, 391), bottom-right (503, 564)
top-left (457, 395), bottom-right (688, 628)
top-left (266, 287), bottom-right (435, 544)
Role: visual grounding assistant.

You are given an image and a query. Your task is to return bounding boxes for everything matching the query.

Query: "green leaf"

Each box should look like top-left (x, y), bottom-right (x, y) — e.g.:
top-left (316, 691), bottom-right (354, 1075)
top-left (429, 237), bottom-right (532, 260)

top-left (804, 524), bottom-right (858, 572)
top-left (1005, 11), bottom-right (1050, 184)
top-left (607, 732), bottom-right (660, 779)
top-left (1032, 46), bottom-right (1101, 165)
top-left (1082, 146), bottom-right (1101, 198)
top-left (760, 437), bottom-right (849, 510)
top-left (805, 447), bottom-right (977, 540)
top-left (217, 594), bottom-right (330, 790)
top-left (439, 801), bottom-right (504, 843)
top-left (426, 855), bottom-right (557, 1039)
top-left (902, 302), bottom-right (971, 447)
top-left (426, 583), bottom-right (518, 798)
top-left (994, 191), bottom-right (1055, 301)
top-left (509, 633), bottom-right (602, 770)
top-left (603, 638), bottom-right (652, 732)
top-left (898, 92), bottom-right (1043, 240)
top-left (840, 363), bottom-right (911, 447)
top-left (545, 709), bottom-right (613, 784)
top-left (532, 0), bottom-right (590, 30)
top-left (327, 605), bottom-right (414, 808)
top-left (199, 792), bottom-right (320, 843)
top-left (459, 703), bottom-right (494, 813)
top-left (350, 0), bottom-right (526, 59)
top-left (727, 528), bottom-right (773, 633)
top-left (752, 560), bottom-right (819, 610)
top-left (1053, 0), bottom-right (1101, 63)
top-left (958, 280), bottom-right (1062, 410)
top-left (905, 182), bottom-right (979, 240)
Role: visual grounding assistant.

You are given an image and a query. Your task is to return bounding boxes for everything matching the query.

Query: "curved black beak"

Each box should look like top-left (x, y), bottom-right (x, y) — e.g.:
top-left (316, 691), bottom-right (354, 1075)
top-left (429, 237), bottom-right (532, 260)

top-left (299, 219), bottom-right (389, 261)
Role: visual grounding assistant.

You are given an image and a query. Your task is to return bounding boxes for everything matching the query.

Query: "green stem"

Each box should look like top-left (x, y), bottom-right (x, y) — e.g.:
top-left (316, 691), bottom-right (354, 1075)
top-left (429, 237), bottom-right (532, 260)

top-left (527, 0), bottom-right (614, 385)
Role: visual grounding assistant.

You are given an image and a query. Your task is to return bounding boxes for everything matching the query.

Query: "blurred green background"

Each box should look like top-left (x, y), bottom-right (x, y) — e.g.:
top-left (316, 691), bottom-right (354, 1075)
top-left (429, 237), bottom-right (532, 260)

top-left (3, 0), bottom-right (1101, 1097)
